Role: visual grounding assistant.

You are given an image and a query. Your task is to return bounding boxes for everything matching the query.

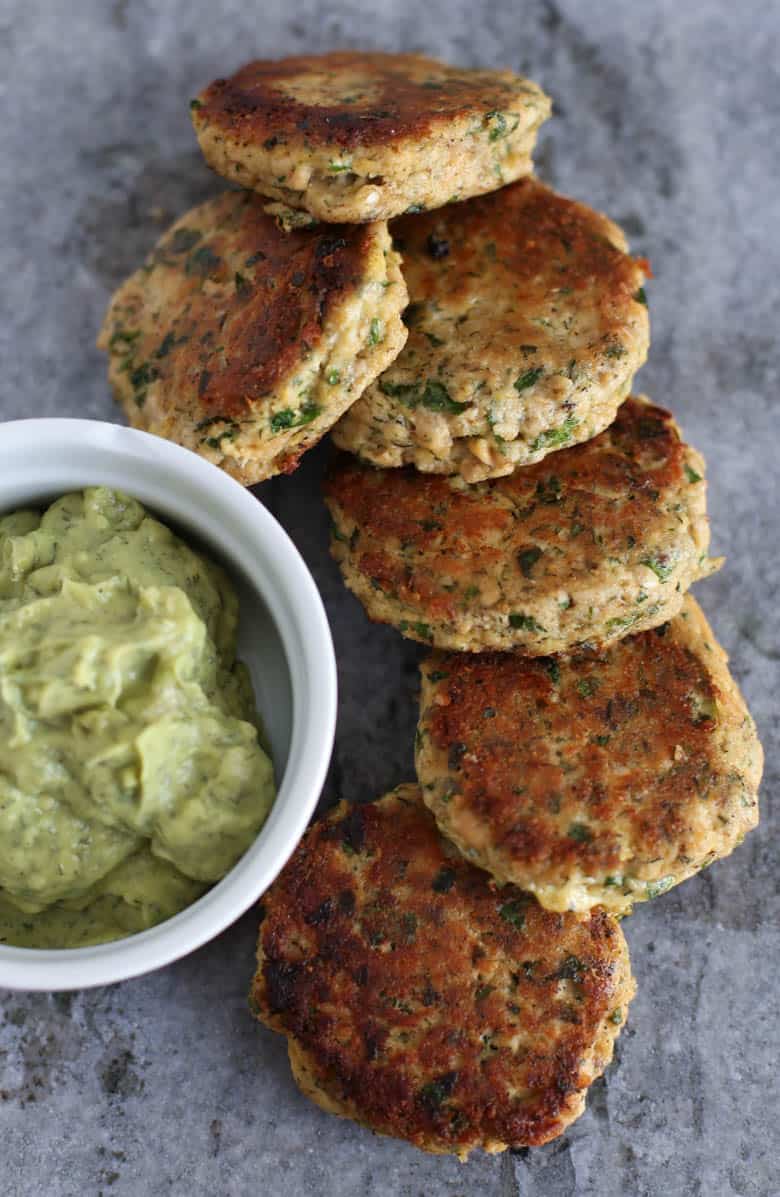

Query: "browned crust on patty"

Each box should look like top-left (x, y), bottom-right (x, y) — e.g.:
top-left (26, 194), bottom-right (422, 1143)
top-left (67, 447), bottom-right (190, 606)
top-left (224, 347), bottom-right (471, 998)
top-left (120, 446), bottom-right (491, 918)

top-left (325, 397), bottom-right (716, 652)
top-left (97, 190), bottom-right (406, 483)
top-left (194, 51), bottom-right (545, 151)
top-left (192, 55), bottom-right (550, 224)
top-left (251, 785), bottom-right (634, 1157)
top-left (390, 174), bottom-right (642, 334)
top-left (416, 597), bottom-right (763, 913)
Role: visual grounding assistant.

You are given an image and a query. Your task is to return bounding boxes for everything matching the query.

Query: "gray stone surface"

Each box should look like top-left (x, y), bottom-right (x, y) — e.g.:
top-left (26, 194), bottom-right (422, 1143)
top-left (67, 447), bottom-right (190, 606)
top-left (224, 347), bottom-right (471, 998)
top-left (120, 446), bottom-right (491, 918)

top-left (0, 1), bottom-right (777, 1194)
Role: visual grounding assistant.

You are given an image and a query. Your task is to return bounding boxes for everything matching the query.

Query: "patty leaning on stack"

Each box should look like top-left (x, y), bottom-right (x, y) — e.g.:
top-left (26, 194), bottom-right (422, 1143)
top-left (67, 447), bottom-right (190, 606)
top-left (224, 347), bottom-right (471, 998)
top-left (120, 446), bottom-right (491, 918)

top-left (333, 176), bottom-right (649, 480)
top-left (98, 193), bottom-right (408, 484)
top-left (98, 51), bottom-right (763, 1161)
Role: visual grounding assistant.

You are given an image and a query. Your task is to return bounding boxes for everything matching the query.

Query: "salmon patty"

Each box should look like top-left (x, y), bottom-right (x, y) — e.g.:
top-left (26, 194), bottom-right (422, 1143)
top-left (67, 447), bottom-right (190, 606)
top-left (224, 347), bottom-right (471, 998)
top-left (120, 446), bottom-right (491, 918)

top-left (98, 190), bottom-right (407, 484)
top-left (325, 398), bottom-right (718, 653)
top-left (192, 52), bottom-right (551, 223)
top-left (333, 178), bottom-right (649, 480)
top-left (251, 785), bottom-right (634, 1158)
top-left (416, 597), bottom-right (763, 915)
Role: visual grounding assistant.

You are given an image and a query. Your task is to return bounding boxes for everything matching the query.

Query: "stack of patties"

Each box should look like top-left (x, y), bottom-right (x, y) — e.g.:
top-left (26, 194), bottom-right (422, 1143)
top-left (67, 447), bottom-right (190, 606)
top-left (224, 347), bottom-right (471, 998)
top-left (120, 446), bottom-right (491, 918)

top-left (98, 51), bottom-right (551, 484)
top-left (98, 52), bottom-right (763, 1159)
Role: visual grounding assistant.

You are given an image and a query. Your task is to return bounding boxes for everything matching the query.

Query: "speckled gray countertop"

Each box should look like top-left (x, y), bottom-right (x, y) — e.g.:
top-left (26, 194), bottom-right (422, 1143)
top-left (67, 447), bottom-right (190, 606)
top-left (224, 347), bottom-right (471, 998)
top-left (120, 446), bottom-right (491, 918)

top-left (0, 2), bottom-right (777, 1194)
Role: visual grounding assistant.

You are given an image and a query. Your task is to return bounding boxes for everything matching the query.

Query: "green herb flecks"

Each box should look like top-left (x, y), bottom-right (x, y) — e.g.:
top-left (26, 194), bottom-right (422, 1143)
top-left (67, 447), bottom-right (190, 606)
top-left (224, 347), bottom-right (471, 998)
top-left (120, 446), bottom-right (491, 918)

top-left (432, 867), bottom-right (456, 893)
top-left (129, 362), bottom-right (157, 409)
top-left (186, 245), bottom-right (221, 277)
top-left (399, 620), bottom-right (433, 641)
top-left (567, 822), bottom-right (593, 843)
top-left (379, 379), bottom-right (421, 406)
top-left (555, 955), bottom-right (585, 982)
top-left (326, 368), bottom-right (341, 385)
top-left (645, 875), bottom-right (676, 899)
top-left (517, 546), bottom-right (543, 578)
top-left (270, 411), bottom-right (295, 433)
top-left (154, 332), bottom-right (177, 359)
top-left (545, 659), bottom-right (561, 685)
top-left (368, 317), bottom-right (384, 346)
top-left (499, 898), bottom-right (528, 929)
top-left (427, 670), bottom-right (449, 683)
top-left (634, 287), bottom-right (648, 305)
top-left (640, 554), bottom-right (675, 582)
top-left (484, 110), bottom-right (508, 141)
top-left (328, 158), bottom-right (353, 173)
top-left (380, 378), bottom-right (470, 415)
top-left (130, 359), bottom-right (156, 387)
top-left (604, 614), bottom-right (639, 633)
top-left (610, 1008), bottom-right (623, 1024)
top-left (419, 1072), bottom-right (458, 1110)
top-left (108, 328), bottom-right (140, 351)
top-left (202, 421), bottom-right (240, 450)
top-left (535, 476), bottom-right (562, 504)
top-left (530, 417), bottom-right (579, 453)
top-left (576, 678), bottom-right (599, 698)
top-left (684, 463), bottom-right (703, 484)
top-left (269, 401), bottom-right (321, 434)
top-left (514, 366), bottom-right (543, 393)
top-left (508, 612), bottom-right (546, 633)
top-left (169, 228), bottom-right (202, 256)
top-left (379, 379), bottom-right (428, 408)
top-left (420, 380), bottom-right (470, 414)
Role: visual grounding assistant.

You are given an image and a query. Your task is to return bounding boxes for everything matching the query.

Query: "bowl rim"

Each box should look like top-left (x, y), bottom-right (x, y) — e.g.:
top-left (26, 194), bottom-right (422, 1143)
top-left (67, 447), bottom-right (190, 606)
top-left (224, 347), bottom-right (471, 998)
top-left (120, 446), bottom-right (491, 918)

top-left (0, 417), bottom-right (337, 991)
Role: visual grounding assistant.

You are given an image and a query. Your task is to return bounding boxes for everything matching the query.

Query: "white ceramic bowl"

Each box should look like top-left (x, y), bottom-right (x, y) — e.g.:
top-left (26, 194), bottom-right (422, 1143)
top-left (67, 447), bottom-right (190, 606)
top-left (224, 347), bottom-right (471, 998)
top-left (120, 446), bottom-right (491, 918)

top-left (0, 418), bottom-right (337, 991)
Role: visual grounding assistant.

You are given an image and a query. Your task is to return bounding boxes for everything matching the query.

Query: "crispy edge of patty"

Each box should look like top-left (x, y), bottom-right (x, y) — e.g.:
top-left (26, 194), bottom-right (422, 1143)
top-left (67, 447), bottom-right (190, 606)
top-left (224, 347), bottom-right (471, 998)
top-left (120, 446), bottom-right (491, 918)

top-left (192, 53), bottom-right (551, 222)
top-left (416, 596), bottom-right (763, 915)
top-left (324, 398), bottom-right (719, 653)
top-left (332, 179), bottom-right (649, 479)
top-left (251, 785), bottom-right (634, 1157)
top-left (97, 195), bottom-right (408, 484)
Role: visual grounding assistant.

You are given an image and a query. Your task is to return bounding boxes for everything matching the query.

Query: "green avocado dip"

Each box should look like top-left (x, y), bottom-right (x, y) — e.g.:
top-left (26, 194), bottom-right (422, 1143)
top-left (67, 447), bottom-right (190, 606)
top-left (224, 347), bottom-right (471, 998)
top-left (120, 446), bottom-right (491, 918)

top-left (0, 487), bottom-right (276, 949)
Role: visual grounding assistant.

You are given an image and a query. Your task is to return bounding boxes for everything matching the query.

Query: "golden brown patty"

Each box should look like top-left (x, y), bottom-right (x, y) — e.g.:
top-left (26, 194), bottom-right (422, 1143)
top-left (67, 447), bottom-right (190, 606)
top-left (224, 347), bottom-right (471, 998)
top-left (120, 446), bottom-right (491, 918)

top-left (97, 191), bottom-right (407, 484)
top-left (325, 397), bottom-right (718, 653)
top-left (333, 178), bottom-right (649, 480)
top-left (416, 597), bottom-right (763, 915)
top-left (251, 785), bottom-right (634, 1158)
top-left (191, 52), bottom-right (551, 223)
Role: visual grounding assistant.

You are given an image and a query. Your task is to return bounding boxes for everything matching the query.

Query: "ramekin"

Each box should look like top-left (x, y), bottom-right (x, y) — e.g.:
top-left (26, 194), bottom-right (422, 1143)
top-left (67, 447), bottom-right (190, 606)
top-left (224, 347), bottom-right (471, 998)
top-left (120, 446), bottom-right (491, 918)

top-left (0, 418), bottom-right (337, 991)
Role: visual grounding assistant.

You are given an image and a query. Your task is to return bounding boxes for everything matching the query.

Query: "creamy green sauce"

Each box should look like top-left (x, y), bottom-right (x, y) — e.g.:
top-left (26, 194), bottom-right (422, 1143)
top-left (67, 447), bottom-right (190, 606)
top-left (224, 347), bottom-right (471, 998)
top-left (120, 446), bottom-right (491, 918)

top-left (0, 487), bottom-right (275, 949)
